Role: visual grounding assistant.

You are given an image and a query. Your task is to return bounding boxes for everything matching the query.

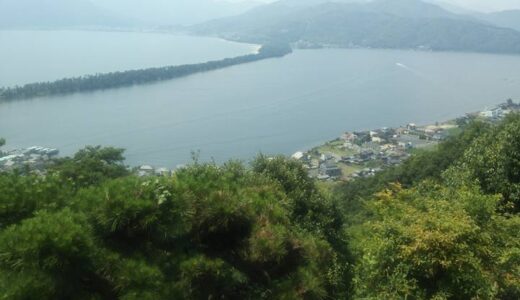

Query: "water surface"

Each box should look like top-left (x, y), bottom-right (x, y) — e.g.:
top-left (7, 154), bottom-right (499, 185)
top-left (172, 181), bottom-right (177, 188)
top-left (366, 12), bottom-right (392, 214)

top-left (0, 30), bottom-right (257, 87)
top-left (1, 48), bottom-right (519, 167)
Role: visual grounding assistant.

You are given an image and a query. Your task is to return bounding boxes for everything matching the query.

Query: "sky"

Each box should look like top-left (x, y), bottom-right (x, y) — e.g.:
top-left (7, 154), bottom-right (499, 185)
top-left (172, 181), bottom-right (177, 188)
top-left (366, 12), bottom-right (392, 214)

top-left (235, 0), bottom-right (520, 12)
top-left (445, 0), bottom-right (520, 12)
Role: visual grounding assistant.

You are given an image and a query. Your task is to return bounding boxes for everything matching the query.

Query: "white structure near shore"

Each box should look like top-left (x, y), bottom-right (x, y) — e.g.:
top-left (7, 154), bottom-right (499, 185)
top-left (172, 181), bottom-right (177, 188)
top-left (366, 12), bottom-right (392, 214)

top-left (0, 146), bottom-right (59, 172)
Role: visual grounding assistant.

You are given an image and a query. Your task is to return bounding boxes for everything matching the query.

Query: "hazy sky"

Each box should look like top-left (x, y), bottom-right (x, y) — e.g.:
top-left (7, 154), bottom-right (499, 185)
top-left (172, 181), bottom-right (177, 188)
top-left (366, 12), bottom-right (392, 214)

top-left (237, 0), bottom-right (520, 12)
top-left (445, 0), bottom-right (520, 12)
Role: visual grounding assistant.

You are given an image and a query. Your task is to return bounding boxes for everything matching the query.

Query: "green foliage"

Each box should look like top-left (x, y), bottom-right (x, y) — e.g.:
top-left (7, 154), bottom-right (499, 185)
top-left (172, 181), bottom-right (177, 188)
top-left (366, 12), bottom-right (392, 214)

top-left (175, 256), bottom-right (247, 299)
top-left (0, 173), bottom-right (74, 229)
top-left (0, 138), bottom-right (5, 148)
top-left (4, 113), bottom-right (520, 299)
top-left (252, 155), bottom-right (352, 296)
top-left (447, 113), bottom-right (520, 212)
top-left (350, 183), bottom-right (519, 299)
top-left (340, 115), bottom-right (520, 299)
top-left (52, 145), bottom-right (129, 188)
top-left (0, 209), bottom-right (114, 299)
top-left (252, 155), bottom-right (343, 237)
top-left (0, 155), bottom-right (347, 299)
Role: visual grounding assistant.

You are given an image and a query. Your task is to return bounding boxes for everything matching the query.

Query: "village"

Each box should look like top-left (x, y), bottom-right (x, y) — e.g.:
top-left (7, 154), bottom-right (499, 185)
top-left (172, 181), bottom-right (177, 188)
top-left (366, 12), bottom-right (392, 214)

top-left (0, 146), bottom-right (59, 173)
top-left (0, 144), bottom-right (180, 177)
top-left (294, 99), bottom-right (520, 181)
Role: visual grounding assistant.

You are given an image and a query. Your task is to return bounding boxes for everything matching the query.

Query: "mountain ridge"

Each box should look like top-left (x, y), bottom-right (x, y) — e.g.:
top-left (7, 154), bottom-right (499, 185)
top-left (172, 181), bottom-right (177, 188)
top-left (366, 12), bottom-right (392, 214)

top-left (191, 0), bottom-right (520, 54)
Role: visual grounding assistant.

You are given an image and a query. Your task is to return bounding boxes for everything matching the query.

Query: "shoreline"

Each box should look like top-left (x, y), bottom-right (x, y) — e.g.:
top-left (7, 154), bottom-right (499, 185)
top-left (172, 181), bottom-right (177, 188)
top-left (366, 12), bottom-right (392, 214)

top-left (0, 43), bottom-right (291, 101)
top-left (0, 29), bottom-right (261, 91)
top-left (293, 99), bottom-right (519, 181)
top-left (2, 100), bottom-right (517, 176)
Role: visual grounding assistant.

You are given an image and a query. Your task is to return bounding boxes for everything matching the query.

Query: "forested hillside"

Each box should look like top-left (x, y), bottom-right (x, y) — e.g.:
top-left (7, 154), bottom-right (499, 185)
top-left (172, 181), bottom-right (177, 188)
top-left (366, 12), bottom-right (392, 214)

top-left (1, 114), bottom-right (520, 299)
top-left (192, 0), bottom-right (520, 54)
top-left (476, 10), bottom-right (520, 32)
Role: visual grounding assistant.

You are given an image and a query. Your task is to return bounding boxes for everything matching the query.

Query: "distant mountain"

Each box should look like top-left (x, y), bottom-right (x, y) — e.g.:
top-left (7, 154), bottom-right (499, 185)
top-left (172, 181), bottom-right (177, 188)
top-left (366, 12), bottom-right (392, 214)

top-left (422, 2), bottom-right (520, 32)
top-left (0, 0), bottom-right (129, 29)
top-left (423, 0), bottom-right (478, 15)
top-left (275, 0), bottom-right (369, 7)
top-left (476, 10), bottom-right (520, 32)
top-left (192, 0), bottom-right (520, 54)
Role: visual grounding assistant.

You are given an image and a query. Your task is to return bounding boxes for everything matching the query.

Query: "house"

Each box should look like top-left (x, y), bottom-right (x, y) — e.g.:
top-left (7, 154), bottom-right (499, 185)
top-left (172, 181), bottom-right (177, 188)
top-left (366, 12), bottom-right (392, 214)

top-left (23, 146), bottom-right (59, 157)
top-left (291, 151), bottom-right (305, 160)
top-left (354, 168), bottom-right (374, 178)
top-left (423, 128), bottom-right (436, 135)
top-left (155, 167), bottom-right (171, 177)
top-left (319, 161), bottom-right (342, 178)
top-left (398, 141), bottom-right (413, 150)
top-left (320, 154), bottom-right (333, 162)
top-left (43, 148), bottom-right (59, 156)
top-left (371, 136), bottom-right (383, 143)
top-left (407, 123), bottom-right (417, 130)
top-left (138, 165), bottom-right (154, 177)
top-left (362, 142), bottom-right (381, 152)
top-left (381, 144), bottom-right (395, 151)
top-left (480, 107), bottom-right (504, 119)
top-left (395, 127), bottom-right (409, 135)
top-left (341, 132), bottom-right (358, 142)
top-left (359, 150), bottom-right (375, 161)
top-left (344, 142), bottom-right (361, 152)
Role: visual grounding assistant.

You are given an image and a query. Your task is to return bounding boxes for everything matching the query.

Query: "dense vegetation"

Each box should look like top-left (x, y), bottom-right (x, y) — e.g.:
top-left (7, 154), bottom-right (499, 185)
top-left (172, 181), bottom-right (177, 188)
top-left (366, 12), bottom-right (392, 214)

top-left (0, 44), bottom-right (292, 101)
top-left (1, 114), bottom-right (520, 299)
top-left (0, 146), bottom-right (349, 299)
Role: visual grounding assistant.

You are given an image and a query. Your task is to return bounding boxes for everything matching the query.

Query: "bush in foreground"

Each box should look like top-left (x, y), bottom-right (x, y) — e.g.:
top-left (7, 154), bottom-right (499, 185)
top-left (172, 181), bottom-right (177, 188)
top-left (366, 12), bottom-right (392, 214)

top-left (0, 156), bottom-right (349, 299)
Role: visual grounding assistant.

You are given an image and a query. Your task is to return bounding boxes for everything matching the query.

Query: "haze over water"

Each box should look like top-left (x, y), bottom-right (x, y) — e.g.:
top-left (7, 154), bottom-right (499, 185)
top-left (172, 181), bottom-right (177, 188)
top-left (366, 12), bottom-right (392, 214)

top-left (1, 31), bottom-right (520, 168)
top-left (0, 30), bottom-right (257, 87)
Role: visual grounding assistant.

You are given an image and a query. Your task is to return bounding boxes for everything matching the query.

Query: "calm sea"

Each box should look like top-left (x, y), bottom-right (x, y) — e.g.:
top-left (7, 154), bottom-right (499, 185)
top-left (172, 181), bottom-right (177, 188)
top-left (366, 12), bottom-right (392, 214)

top-left (1, 31), bottom-right (520, 167)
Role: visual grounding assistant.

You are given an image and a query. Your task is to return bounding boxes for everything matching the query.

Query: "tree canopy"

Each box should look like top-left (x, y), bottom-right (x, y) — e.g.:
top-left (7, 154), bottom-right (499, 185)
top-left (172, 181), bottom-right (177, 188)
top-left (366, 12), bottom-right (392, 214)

top-left (0, 153), bottom-right (349, 299)
top-left (350, 183), bottom-right (519, 299)
top-left (2, 115), bottom-right (520, 299)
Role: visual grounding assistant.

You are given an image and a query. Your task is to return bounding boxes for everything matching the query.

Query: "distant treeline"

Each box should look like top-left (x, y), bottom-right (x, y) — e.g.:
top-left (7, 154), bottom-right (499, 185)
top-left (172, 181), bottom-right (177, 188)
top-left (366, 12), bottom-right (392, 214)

top-left (0, 43), bottom-right (292, 101)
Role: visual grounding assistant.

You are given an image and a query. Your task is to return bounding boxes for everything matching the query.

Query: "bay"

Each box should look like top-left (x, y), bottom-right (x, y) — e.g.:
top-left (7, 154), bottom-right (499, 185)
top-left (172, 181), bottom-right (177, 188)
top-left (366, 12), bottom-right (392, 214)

top-left (1, 46), bottom-right (520, 168)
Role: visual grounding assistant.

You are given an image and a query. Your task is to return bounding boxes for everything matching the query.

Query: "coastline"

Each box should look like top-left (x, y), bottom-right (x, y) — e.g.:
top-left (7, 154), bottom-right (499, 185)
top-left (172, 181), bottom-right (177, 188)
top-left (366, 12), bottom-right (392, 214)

top-left (0, 29), bottom-right (261, 90)
top-left (293, 99), bottom-right (519, 182)
top-left (2, 99), bottom-right (518, 176)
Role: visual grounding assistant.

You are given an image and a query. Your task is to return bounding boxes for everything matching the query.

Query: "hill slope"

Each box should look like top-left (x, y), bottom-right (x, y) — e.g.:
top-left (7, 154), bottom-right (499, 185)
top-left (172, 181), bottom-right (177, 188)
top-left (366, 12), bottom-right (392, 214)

top-left (477, 10), bottom-right (520, 32)
top-left (192, 0), bottom-right (520, 54)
